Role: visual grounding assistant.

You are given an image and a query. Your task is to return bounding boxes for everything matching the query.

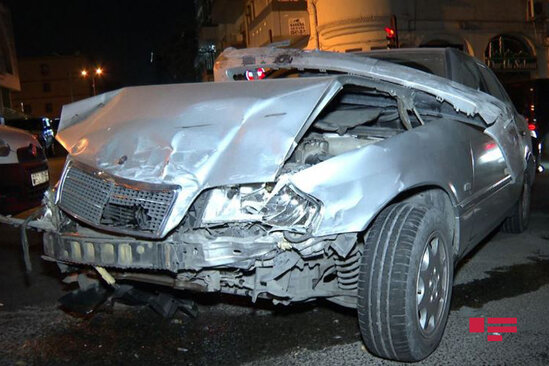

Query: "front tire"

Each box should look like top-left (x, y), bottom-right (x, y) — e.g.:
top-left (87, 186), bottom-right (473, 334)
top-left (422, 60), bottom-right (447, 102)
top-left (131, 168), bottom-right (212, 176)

top-left (357, 203), bottom-right (453, 362)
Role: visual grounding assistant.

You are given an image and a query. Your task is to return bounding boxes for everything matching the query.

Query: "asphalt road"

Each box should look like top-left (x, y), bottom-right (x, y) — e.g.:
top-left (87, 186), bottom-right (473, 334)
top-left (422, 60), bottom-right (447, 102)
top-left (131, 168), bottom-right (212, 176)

top-left (0, 157), bottom-right (548, 365)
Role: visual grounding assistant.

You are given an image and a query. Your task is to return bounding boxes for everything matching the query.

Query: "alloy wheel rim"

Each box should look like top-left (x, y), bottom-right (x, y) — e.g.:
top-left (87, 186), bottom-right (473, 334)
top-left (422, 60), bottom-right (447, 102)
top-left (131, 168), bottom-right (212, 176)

top-left (416, 233), bottom-right (449, 336)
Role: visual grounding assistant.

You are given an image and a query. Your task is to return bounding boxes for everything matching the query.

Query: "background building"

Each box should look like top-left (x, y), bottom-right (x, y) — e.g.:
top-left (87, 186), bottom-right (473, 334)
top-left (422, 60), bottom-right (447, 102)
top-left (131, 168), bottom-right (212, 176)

top-left (11, 55), bottom-right (92, 119)
top-left (306, 0), bottom-right (549, 82)
top-left (197, 0), bottom-right (245, 80)
top-left (244, 0), bottom-right (310, 48)
top-left (0, 3), bottom-right (20, 119)
top-left (197, 0), bottom-right (310, 79)
top-left (200, 0), bottom-right (549, 83)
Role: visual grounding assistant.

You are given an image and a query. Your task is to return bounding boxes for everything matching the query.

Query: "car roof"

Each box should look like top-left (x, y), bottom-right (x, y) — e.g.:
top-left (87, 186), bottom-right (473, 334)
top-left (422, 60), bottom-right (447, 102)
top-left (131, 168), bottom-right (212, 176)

top-left (360, 47), bottom-right (446, 55)
top-left (358, 47), bottom-right (468, 58)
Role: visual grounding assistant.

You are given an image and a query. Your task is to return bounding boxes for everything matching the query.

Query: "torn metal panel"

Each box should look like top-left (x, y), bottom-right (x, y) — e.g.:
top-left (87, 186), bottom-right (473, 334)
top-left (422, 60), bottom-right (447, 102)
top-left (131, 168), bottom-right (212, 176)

top-left (214, 47), bottom-right (504, 125)
top-left (43, 231), bottom-right (182, 271)
top-left (484, 113), bottom-right (528, 181)
top-left (56, 78), bottom-right (342, 237)
top-left (290, 120), bottom-right (476, 236)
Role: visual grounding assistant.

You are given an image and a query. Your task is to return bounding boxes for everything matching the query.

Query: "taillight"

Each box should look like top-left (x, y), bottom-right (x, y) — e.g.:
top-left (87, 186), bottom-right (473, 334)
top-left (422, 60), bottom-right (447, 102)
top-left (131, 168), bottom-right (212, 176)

top-left (245, 68), bottom-right (266, 81)
top-left (528, 123), bottom-right (538, 139)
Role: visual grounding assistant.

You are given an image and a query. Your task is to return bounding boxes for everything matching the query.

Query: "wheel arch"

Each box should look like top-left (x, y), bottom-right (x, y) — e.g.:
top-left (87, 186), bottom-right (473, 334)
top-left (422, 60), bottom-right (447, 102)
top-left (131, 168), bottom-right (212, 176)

top-left (362, 184), bottom-right (461, 258)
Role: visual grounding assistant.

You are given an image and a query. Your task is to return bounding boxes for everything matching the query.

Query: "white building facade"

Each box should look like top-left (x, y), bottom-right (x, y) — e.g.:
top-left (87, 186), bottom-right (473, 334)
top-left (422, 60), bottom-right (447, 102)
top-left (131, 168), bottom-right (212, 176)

top-left (245, 0), bottom-right (310, 48)
top-left (307, 0), bottom-right (549, 81)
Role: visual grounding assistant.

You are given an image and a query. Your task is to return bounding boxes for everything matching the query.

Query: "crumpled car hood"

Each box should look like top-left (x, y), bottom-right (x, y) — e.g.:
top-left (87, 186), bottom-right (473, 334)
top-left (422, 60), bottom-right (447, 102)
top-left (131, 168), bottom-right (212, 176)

top-left (57, 77), bottom-right (340, 236)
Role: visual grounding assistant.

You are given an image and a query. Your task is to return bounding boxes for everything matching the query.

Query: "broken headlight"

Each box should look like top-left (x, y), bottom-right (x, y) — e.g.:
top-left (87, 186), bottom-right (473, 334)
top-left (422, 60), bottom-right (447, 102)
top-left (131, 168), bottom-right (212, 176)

top-left (200, 184), bottom-right (265, 224)
top-left (261, 184), bottom-right (320, 229)
top-left (200, 183), bottom-right (320, 230)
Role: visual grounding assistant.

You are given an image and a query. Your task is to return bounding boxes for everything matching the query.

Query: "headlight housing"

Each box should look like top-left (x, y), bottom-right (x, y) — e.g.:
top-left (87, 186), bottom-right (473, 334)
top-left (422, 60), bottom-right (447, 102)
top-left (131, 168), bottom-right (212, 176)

top-left (201, 184), bottom-right (266, 224)
top-left (261, 184), bottom-right (320, 229)
top-left (200, 182), bottom-right (321, 231)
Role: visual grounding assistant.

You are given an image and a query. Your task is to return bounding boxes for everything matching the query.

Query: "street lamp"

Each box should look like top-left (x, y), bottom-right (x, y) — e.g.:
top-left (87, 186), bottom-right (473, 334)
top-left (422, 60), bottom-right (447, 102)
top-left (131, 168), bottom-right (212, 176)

top-left (81, 67), bottom-right (104, 96)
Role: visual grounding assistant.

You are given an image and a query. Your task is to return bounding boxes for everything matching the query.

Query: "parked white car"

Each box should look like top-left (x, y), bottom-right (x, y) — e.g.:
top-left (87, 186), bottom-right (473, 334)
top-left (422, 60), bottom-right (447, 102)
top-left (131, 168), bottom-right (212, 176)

top-left (0, 124), bottom-right (49, 214)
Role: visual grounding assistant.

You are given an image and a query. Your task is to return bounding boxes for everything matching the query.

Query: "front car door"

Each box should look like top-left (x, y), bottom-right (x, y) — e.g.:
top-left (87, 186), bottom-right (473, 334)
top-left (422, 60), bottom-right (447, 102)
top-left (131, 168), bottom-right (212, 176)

top-left (464, 58), bottom-right (528, 242)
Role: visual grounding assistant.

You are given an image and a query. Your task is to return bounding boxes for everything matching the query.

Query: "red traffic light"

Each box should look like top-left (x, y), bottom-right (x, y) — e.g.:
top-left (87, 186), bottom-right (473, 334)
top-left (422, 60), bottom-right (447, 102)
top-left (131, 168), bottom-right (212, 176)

top-left (384, 27), bottom-right (396, 39)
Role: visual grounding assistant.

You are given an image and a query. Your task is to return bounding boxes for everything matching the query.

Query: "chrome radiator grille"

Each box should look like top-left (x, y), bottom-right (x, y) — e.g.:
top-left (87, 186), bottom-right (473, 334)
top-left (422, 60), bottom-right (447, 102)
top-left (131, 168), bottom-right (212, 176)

top-left (58, 163), bottom-right (177, 237)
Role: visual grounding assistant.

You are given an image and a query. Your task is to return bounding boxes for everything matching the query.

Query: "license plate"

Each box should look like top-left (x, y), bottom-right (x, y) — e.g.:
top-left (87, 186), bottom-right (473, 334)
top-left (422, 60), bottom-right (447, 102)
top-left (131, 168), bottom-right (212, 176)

top-left (31, 170), bottom-right (49, 186)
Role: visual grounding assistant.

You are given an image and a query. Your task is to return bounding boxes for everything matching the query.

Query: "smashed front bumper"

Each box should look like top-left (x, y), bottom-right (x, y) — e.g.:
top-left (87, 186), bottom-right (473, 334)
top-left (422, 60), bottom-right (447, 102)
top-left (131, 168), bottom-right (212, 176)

top-left (32, 189), bottom-right (359, 305)
top-left (42, 227), bottom-right (280, 273)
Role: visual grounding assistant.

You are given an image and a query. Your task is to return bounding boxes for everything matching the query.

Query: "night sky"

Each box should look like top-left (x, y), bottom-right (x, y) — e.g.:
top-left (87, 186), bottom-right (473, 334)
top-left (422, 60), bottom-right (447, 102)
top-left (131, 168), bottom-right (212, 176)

top-left (4, 0), bottom-right (199, 88)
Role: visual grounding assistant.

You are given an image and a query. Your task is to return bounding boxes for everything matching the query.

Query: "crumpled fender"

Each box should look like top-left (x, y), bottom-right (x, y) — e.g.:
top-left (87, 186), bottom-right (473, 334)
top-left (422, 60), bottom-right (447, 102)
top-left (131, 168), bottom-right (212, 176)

top-left (291, 120), bottom-right (473, 236)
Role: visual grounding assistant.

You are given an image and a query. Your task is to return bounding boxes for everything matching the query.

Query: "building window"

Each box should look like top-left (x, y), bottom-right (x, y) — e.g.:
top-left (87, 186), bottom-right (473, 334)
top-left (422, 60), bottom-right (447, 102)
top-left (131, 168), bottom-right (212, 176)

top-left (246, 4), bottom-right (253, 22)
top-left (485, 34), bottom-right (536, 71)
top-left (45, 103), bottom-right (53, 113)
top-left (1, 88), bottom-right (10, 108)
top-left (43, 82), bottom-right (51, 92)
top-left (0, 44), bottom-right (13, 74)
top-left (527, 0), bottom-right (545, 20)
top-left (40, 63), bottom-right (50, 76)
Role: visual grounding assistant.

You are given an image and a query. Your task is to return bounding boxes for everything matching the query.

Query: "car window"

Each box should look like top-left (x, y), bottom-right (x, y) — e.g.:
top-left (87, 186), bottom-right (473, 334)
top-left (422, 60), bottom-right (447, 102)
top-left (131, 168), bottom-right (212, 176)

top-left (371, 58), bottom-right (435, 75)
top-left (361, 52), bottom-right (447, 79)
top-left (453, 54), bottom-right (482, 90)
top-left (477, 63), bottom-right (508, 102)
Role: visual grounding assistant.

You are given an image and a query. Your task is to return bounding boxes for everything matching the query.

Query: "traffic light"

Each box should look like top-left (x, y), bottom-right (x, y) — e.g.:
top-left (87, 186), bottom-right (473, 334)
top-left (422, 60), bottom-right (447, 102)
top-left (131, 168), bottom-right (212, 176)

top-left (385, 15), bottom-right (398, 49)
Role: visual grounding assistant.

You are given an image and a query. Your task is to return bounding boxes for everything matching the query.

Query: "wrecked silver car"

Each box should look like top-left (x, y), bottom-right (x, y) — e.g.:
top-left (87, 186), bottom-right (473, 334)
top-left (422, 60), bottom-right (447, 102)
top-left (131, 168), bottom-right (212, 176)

top-left (37, 48), bottom-right (533, 362)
